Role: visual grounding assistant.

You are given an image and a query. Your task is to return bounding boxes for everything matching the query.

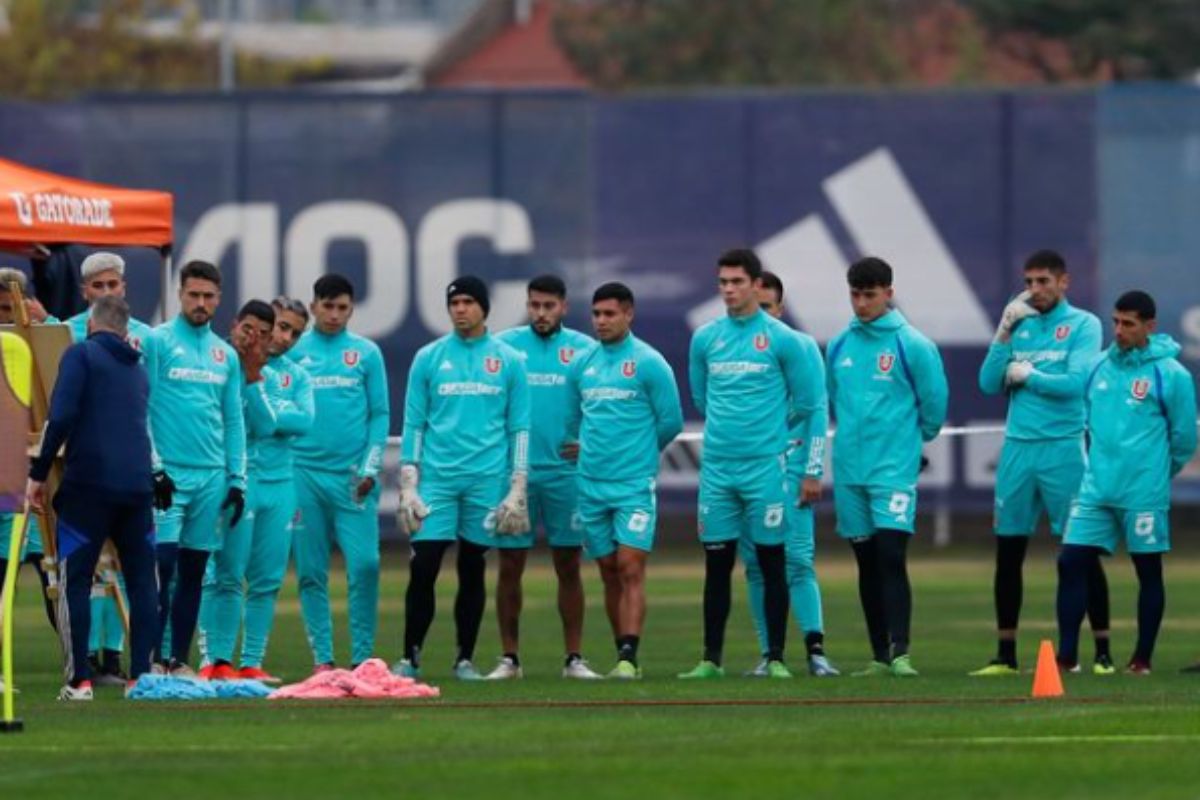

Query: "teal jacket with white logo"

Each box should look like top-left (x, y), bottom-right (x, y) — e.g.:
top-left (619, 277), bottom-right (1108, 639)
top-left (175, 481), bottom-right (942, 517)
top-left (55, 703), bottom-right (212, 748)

top-left (67, 309), bottom-right (155, 351)
top-left (979, 298), bottom-right (1102, 441)
top-left (143, 316), bottom-right (246, 487)
top-left (255, 354), bottom-right (315, 482)
top-left (401, 331), bottom-right (530, 480)
top-left (827, 309), bottom-right (948, 487)
top-left (291, 328), bottom-right (389, 479)
top-left (787, 329), bottom-right (828, 482)
top-left (689, 309), bottom-right (822, 462)
top-left (566, 333), bottom-right (683, 483)
top-left (1078, 334), bottom-right (1198, 510)
top-left (496, 324), bottom-right (594, 475)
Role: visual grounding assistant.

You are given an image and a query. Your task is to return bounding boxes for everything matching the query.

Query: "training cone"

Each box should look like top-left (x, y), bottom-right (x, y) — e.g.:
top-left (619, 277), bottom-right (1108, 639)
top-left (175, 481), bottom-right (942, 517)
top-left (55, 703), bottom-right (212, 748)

top-left (1031, 639), bottom-right (1064, 699)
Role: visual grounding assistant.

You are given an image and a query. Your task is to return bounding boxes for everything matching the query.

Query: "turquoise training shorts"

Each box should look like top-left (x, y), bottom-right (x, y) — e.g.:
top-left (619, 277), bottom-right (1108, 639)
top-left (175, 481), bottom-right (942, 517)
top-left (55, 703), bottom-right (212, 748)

top-left (154, 466), bottom-right (228, 552)
top-left (577, 475), bottom-right (657, 559)
top-left (494, 469), bottom-right (583, 551)
top-left (699, 454), bottom-right (789, 547)
top-left (414, 472), bottom-right (506, 548)
top-left (1063, 503), bottom-right (1170, 555)
top-left (994, 437), bottom-right (1086, 536)
top-left (834, 483), bottom-right (917, 538)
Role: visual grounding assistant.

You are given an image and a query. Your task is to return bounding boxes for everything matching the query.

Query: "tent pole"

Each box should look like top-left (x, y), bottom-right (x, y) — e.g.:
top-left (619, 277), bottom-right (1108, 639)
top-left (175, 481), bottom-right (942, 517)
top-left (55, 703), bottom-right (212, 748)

top-left (159, 250), bottom-right (173, 324)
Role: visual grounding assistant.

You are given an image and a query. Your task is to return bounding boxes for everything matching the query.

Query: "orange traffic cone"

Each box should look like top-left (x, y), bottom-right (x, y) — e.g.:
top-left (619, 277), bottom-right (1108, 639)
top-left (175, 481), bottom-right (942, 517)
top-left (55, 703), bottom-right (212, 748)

top-left (1031, 639), bottom-right (1064, 698)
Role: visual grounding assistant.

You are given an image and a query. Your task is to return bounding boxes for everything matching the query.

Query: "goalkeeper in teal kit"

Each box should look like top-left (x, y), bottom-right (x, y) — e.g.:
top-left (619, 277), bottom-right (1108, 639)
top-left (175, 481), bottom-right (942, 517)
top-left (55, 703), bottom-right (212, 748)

top-left (291, 275), bottom-right (389, 671)
top-left (392, 276), bottom-right (530, 681)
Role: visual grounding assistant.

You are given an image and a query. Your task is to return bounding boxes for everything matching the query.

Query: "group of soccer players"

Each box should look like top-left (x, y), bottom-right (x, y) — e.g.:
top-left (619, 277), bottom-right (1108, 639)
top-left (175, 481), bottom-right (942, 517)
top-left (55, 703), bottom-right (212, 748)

top-left (3, 238), bottom-right (1198, 698)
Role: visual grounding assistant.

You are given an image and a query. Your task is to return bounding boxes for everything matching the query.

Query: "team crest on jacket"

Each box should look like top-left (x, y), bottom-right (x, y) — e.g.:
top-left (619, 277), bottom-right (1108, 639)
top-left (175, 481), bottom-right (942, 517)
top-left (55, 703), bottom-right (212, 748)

top-left (343, 350), bottom-right (360, 367)
top-left (1130, 378), bottom-right (1150, 400)
top-left (212, 347), bottom-right (226, 364)
top-left (877, 353), bottom-right (895, 374)
top-left (621, 360), bottom-right (637, 378)
top-left (558, 347), bottom-right (575, 365)
top-left (485, 356), bottom-right (502, 374)
top-left (1055, 324), bottom-right (1071, 341)
top-left (753, 334), bottom-right (769, 351)
top-left (280, 372), bottom-right (292, 389)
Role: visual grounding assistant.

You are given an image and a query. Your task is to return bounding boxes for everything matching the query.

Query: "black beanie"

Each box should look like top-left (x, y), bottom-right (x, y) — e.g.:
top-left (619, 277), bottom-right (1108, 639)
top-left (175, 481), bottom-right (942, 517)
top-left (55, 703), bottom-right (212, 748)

top-left (446, 275), bottom-right (490, 317)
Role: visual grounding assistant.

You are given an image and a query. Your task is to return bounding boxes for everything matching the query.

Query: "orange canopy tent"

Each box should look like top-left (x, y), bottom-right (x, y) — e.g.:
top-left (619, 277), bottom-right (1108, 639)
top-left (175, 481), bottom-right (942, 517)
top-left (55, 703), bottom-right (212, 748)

top-left (0, 157), bottom-right (174, 315)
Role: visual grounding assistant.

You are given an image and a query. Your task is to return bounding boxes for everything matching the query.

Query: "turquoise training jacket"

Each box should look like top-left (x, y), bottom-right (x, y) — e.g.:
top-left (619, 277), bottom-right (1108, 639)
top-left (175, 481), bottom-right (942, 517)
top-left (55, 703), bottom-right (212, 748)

top-left (979, 298), bottom-right (1102, 441)
top-left (827, 309), bottom-right (948, 487)
top-left (291, 328), bottom-right (389, 480)
top-left (67, 308), bottom-right (155, 351)
top-left (255, 355), bottom-right (315, 482)
top-left (496, 324), bottom-right (594, 475)
top-left (787, 329), bottom-right (828, 482)
top-left (1078, 334), bottom-right (1198, 510)
top-left (400, 330), bottom-right (530, 479)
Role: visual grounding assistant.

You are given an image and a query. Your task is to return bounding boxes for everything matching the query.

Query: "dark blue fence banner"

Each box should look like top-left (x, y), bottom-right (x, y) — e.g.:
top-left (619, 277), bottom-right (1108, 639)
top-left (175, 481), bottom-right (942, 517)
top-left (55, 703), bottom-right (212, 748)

top-left (3, 89), bottom-right (1153, 513)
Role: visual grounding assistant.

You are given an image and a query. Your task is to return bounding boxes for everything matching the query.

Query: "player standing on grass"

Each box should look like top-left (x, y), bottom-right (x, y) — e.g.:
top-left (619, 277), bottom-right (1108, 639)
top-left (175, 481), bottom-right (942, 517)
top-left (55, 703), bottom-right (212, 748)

top-left (291, 275), bottom-right (389, 672)
top-left (486, 275), bottom-right (601, 680)
top-left (1056, 291), bottom-right (1197, 675)
top-left (828, 257), bottom-right (947, 678)
top-left (143, 260), bottom-right (246, 675)
top-left (392, 276), bottom-right (530, 681)
top-left (972, 250), bottom-right (1108, 676)
top-left (741, 271), bottom-right (838, 677)
top-left (565, 282), bottom-right (683, 679)
top-left (680, 250), bottom-right (821, 680)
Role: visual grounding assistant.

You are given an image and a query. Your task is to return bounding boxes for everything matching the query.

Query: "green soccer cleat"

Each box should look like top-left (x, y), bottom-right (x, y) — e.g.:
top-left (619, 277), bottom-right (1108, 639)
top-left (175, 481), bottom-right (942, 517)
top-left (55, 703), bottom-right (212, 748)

top-left (1093, 655), bottom-right (1116, 676)
top-left (607, 660), bottom-right (642, 680)
top-left (969, 660), bottom-right (1020, 677)
top-left (453, 659), bottom-right (484, 681)
top-left (889, 654), bottom-right (919, 678)
top-left (851, 660), bottom-right (891, 678)
top-left (766, 660), bottom-right (794, 679)
top-left (678, 660), bottom-right (725, 679)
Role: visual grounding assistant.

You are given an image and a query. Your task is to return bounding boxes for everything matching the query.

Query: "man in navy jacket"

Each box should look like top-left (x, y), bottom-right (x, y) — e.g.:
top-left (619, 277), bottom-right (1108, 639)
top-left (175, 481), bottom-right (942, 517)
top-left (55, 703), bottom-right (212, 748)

top-left (27, 295), bottom-right (166, 700)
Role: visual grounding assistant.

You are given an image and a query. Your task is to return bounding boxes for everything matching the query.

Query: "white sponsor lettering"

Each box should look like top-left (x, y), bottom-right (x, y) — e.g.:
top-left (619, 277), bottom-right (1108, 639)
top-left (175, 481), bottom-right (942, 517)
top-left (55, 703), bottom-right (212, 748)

top-left (167, 367), bottom-right (226, 385)
top-left (527, 373), bottom-right (566, 387)
top-left (708, 361), bottom-right (770, 375)
top-left (581, 387), bottom-right (637, 401)
top-left (1011, 350), bottom-right (1067, 363)
top-left (9, 191), bottom-right (115, 229)
top-left (312, 376), bottom-right (361, 389)
top-left (438, 382), bottom-right (502, 396)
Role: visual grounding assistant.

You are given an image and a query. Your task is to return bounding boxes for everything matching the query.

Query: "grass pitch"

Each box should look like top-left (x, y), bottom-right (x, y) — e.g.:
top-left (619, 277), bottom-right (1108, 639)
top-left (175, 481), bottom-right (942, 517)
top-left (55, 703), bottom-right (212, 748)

top-left (3, 546), bottom-right (1200, 798)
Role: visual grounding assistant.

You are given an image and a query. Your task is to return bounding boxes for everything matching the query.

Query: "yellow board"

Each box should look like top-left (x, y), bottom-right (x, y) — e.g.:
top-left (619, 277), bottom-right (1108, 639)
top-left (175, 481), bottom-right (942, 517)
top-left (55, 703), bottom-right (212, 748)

top-left (0, 330), bottom-right (32, 730)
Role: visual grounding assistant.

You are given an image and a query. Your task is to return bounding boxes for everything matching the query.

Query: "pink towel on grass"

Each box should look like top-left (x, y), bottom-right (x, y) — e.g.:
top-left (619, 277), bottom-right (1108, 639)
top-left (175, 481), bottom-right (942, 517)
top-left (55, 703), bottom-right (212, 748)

top-left (269, 658), bottom-right (440, 700)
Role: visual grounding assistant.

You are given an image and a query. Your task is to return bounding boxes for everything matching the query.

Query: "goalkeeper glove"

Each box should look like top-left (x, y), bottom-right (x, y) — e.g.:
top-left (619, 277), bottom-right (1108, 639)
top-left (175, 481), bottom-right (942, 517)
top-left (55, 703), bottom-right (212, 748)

top-left (221, 487), bottom-right (246, 527)
top-left (397, 465), bottom-right (430, 535)
top-left (152, 470), bottom-right (176, 512)
top-left (1006, 360), bottom-right (1035, 387)
top-left (495, 472), bottom-right (529, 535)
top-left (994, 291), bottom-right (1038, 343)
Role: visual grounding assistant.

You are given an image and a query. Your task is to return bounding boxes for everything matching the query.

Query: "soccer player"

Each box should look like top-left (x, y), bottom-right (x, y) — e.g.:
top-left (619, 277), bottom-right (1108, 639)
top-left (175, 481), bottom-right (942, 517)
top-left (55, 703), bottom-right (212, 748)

top-left (565, 282), bottom-right (683, 679)
top-left (291, 275), bottom-right (389, 672)
top-left (66, 252), bottom-right (154, 348)
top-left (828, 257), bottom-right (947, 677)
top-left (1056, 291), bottom-right (1197, 675)
top-left (393, 276), bottom-right (530, 681)
top-left (741, 270), bottom-right (838, 677)
top-left (143, 260), bottom-right (246, 675)
top-left (680, 250), bottom-right (821, 680)
top-left (973, 250), bottom-right (1106, 676)
top-left (486, 275), bottom-right (601, 680)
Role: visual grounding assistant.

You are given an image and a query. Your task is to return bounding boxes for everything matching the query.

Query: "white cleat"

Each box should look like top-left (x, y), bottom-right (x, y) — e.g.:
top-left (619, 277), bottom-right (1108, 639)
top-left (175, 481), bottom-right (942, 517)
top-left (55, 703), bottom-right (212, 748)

top-left (167, 662), bottom-right (197, 679)
top-left (743, 658), bottom-right (770, 678)
top-left (485, 656), bottom-right (523, 680)
top-left (562, 657), bottom-right (603, 680)
top-left (57, 681), bottom-right (94, 701)
top-left (807, 654), bottom-right (841, 677)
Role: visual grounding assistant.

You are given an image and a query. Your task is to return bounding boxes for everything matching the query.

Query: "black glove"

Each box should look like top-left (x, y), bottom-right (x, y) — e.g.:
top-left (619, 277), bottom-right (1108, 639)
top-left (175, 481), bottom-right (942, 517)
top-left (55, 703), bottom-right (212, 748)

top-left (221, 487), bottom-right (246, 527)
top-left (152, 470), bottom-right (175, 511)
top-left (919, 454), bottom-right (931, 473)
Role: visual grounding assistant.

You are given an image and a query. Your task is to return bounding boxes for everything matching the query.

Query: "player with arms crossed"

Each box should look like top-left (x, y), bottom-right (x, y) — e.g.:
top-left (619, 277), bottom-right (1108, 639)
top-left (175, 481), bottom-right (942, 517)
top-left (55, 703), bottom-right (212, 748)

top-left (1057, 291), bottom-right (1196, 675)
top-left (565, 282), bottom-right (683, 679)
top-left (827, 257), bottom-right (947, 678)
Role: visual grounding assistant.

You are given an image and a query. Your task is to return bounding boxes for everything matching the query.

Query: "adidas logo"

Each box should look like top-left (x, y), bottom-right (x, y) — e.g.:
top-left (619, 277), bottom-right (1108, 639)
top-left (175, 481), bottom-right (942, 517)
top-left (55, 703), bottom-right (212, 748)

top-left (584, 367), bottom-right (597, 376)
top-left (439, 360), bottom-right (453, 371)
top-left (839, 357), bottom-right (853, 367)
top-left (173, 347), bottom-right (185, 356)
top-left (1017, 330), bottom-right (1031, 339)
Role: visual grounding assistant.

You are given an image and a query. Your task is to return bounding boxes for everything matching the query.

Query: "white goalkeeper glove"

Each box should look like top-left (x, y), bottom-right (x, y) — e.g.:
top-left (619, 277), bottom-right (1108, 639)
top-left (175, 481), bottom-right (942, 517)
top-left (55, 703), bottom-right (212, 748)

top-left (495, 472), bottom-right (529, 536)
top-left (396, 465), bottom-right (430, 536)
top-left (1006, 360), bottom-right (1035, 387)
top-left (995, 291), bottom-right (1038, 343)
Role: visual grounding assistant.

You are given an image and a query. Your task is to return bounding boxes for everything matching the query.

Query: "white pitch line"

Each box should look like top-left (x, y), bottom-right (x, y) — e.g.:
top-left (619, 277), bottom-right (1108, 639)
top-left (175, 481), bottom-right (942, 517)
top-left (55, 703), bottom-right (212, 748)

top-left (919, 734), bottom-right (1200, 745)
top-left (0, 743), bottom-right (309, 754)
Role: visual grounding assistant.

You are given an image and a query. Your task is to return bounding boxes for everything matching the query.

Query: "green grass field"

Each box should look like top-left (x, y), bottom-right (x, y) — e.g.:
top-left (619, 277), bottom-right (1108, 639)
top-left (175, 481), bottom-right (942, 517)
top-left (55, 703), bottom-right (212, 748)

top-left (4, 546), bottom-right (1200, 798)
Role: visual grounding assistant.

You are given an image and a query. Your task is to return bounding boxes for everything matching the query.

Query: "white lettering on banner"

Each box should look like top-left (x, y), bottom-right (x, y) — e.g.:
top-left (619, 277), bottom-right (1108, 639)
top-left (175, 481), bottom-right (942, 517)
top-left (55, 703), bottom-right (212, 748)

top-left (708, 361), bottom-right (770, 375)
top-left (179, 203), bottom-right (279, 320)
top-left (311, 376), bottom-right (361, 389)
top-left (527, 373), bottom-right (566, 387)
top-left (1183, 306), bottom-right (1200, 360)
top-left (437, 382), bottom-right (502, 396)
top-left (7, 191), bottom-right (114, 229)
top-left (581, 388), bottom-right (638, 401)
top-left (9, 193), bottom-right (32, 226)
top-left (167, 367), bottom-right (227, 384)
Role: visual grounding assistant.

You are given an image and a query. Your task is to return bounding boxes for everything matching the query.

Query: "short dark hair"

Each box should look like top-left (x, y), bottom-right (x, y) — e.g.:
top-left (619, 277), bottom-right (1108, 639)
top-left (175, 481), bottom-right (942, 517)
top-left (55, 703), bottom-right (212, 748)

top-left (847, 257), bottom-right (893, 289)
top-left (592, 282), bottom-right (634, 307)
top-left (528, 274), bottom-right (566, 299)
top-left (237, 299), bottom-right (275, 327)
top-left (1115, 290), bottom-right (1156, 321)
top-left (313, 274), bottom-right (354, 302)
top-left (180, 260), bottom-right (221, 287)
top-left (273, 295), bottom-right (310, 322)
top-left (1024, 249), bottom-right (1067, 275)
top-left (759, 270), bottom-right (784, 301)
top-left (90, 295), bottom-right (129, 335)
top-left (717, 248), bottom-right (763, 280)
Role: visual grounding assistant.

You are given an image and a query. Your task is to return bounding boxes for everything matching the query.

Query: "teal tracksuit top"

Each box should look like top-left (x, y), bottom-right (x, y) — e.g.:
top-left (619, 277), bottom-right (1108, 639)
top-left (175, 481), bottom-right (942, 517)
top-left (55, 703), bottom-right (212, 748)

top-left (979, 299), bottom-right (1102, 440)
top-left (689, 309), bottom-right (822, 461)
top-left (67, 308), bottom-right (155, 350)
top-left (496, 324), bottom-right (594, 474)
top-left (401, 330), bottom-right (530, 479)
top-left (787, 329), bottom-right (829, 482)
top-left (255, 354), bottom-right (314, 481)
top-left (144, 316), bottom-right (246, 487)
top-left (827, 309), bottom-right (948, 487)
top-left (1078, 335), bottom-right (1198, 511)
top-left (291, 328), bottom-right (389, 479)
top-left (566, 333), bottom-right (683, 483)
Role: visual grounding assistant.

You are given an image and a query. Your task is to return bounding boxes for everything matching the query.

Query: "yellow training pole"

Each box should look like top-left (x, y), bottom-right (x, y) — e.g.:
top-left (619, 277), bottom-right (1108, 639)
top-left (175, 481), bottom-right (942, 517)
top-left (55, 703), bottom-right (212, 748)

top-left (1, 505), bottom-right (30, 733)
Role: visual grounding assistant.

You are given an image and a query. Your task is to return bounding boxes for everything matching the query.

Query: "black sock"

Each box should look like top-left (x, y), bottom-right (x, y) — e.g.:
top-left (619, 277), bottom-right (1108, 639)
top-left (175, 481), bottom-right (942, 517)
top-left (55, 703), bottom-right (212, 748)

top-left (565, 652), bottom-right (582, 666)
top-left (805, 631), bottom-right (825, 657)
top-left (756, 542), bottom-right (789, 662)
top-left (701, 542), bottom-right (737, 665)
top-left (404, 541), bottom-right (450, 665)
top-left (994, 536), bottom-right (1028, 664)
top-left (876, 530), bottom-right (912, 659)
top-left (1086, 556), bottom-right (1111, 658)
top-left (851, 537), bottom-right (889, 662)
top-left (170, 548), bottom-right (210, 663)
top-left (503, 652), bottom-right (521, 666)
top-left (1131, 553), bottom-right (1165, 665)
top-left (454, 539), bottom-right (488, 664)
top-left (998, 638), bottom-right (1017, 666)
top-left (1056, 545), bottom-right (1100, 665)
top-left (617, 635), bottom-right (640, 666)
top-left (102, 648), bottom-right (123, 673)
top-left (25, 553), bottom-right (58, 632)
top-left (155, 543), bottom-right (179, 661)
